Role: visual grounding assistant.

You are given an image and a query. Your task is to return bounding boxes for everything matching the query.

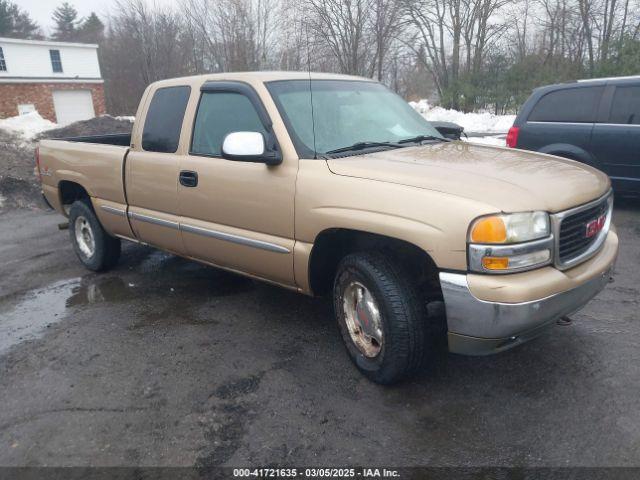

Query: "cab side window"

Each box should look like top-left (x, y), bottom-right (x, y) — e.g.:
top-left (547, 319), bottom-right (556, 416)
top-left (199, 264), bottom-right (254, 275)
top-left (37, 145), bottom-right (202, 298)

top-left (142, 86), bottom-right (191, 153)
top-left (609, 86), bottom-right (640, 125)
top-left (528, 87), bottom-right (603, 123)
top-left (191, 92), bottom-right (267, 157)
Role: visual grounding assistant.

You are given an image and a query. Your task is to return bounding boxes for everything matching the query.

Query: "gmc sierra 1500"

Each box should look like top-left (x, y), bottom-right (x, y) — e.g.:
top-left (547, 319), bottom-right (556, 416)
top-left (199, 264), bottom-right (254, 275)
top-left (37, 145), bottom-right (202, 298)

top-left (37, 72), bottom-right (618, 384)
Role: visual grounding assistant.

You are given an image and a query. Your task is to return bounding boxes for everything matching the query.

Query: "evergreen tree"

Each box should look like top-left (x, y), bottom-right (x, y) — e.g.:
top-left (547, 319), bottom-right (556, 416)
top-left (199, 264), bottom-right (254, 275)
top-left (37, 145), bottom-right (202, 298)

top-left (0, 0), bottom-right (41, 39)
top-left (78, 12), bottom-right (104, 44)
top-left (51, 2), bottom-right (80, 41)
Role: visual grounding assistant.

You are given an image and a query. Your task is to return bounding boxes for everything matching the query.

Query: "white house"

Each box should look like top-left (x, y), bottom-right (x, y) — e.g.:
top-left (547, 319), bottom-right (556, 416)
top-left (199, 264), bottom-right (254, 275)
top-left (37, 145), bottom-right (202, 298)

top-left (0, 37), bottom-right (105, 125)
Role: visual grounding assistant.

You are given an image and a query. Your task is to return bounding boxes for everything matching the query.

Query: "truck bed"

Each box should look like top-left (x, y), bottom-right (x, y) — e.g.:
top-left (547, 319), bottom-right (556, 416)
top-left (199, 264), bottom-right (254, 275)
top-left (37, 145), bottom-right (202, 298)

top-left (52, 133), bottom-right (131, 147)
top-left (38, 137), bottom-right (130, 215)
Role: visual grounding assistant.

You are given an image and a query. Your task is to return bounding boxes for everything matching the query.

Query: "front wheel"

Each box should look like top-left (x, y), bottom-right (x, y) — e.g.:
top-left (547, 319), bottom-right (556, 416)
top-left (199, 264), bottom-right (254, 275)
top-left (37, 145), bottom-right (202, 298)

top-left (68, 199), bottom-right (121, 271)
top-left (333, 252), bottom-right (427, 384)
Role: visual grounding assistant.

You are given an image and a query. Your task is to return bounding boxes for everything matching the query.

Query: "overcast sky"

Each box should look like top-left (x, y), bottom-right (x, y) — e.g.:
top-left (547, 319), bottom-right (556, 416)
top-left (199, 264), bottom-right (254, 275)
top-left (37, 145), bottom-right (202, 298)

top-left (17, 0), bottom-right (174, 35)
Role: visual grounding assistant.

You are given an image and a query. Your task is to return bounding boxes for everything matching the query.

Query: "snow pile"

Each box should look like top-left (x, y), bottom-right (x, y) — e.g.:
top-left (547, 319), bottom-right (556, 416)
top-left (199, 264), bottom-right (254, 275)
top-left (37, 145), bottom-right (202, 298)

top-left (0, 112), bottom-right (58, 140)
top-left (114, 115), bottom-right (135, 123)
top-left (410, 99), bottom-right (515, 133)
top-left (463, 135), bottom-right (506, 147)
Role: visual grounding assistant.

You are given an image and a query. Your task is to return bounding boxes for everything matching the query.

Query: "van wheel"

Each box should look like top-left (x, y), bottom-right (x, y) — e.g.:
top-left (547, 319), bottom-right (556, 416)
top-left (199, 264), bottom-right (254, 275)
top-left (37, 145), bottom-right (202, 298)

top-left (68, 199), bottom-right (121, 271)
top-left (333, 252), bottom-right (426, 384)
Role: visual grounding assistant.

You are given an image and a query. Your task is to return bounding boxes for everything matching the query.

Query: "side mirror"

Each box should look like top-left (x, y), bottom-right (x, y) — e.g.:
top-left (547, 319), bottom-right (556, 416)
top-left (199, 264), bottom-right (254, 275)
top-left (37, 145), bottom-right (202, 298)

top-left (221, 131), bottom-right (281, 165)
top-left (430, 121), bottom-right (464, 140)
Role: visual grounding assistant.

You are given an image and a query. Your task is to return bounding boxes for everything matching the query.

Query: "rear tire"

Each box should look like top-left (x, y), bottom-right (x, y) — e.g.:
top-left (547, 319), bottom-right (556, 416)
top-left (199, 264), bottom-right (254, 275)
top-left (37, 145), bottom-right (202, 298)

top-left (333, 251), bottom-right (427, 384)
top-left (68, 199), bottom-right (121, 272)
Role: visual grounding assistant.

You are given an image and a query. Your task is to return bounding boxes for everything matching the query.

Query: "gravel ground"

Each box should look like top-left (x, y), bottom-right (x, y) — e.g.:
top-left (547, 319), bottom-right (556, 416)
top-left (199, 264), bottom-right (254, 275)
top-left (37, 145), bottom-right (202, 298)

top-left (0, 199), bottom-right (638, 468)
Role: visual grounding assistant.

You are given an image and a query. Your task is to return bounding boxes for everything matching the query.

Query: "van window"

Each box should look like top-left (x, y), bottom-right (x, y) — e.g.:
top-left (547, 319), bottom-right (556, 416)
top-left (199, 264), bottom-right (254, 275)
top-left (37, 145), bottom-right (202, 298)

top-left (191, 92), bottom-right (267, 157)
top-left (142, 86), bottom-right (191, 153)
top-left (609, 86), bottom-right (640, 125)
top-left (528, 87), bottom-right (603, 123)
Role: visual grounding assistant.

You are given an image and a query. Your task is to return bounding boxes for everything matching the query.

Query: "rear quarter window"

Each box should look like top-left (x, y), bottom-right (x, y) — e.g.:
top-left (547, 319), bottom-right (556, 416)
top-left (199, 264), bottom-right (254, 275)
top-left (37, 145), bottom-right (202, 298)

top-left (142, 86), bottom-right (191, 153)
top-left (609, 86), bottom-right (640, 125)
top-left (528, 86), bottom-right (603, 123)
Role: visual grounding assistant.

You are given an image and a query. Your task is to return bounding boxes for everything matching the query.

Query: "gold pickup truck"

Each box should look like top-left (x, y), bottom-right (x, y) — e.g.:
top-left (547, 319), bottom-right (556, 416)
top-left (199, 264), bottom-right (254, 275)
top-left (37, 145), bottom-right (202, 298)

top-left (37, 72), bottom-right (618, 384)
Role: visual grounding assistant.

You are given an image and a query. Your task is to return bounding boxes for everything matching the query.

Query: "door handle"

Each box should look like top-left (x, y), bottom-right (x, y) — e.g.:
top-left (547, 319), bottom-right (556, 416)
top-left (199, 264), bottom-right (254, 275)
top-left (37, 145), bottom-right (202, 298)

top-left (179, 170), bottom-right (198, 187)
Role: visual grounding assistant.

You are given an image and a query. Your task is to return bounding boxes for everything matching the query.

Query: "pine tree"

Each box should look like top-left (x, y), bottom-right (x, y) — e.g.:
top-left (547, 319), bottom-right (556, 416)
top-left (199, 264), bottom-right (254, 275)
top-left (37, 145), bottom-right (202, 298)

top-left (51, 2), bottom-right (80, 42)
top-left (0, 0), bottom-right (41, 39)
top-left (78, 12), bottom-right (104, 44)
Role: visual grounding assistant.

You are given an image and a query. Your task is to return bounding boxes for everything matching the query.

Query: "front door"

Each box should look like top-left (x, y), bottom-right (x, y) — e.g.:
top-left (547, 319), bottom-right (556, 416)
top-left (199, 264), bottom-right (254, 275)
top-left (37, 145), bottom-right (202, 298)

top-left (178, 83), bottom-right (297, 286)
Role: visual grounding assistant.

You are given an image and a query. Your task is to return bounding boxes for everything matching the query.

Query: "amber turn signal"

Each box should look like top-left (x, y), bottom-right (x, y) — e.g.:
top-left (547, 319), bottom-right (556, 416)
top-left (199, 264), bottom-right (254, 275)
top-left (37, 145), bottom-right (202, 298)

top-left (470, 216), bottom-right (507, 243)
top-left (481, 257), bottom-right (510, 270)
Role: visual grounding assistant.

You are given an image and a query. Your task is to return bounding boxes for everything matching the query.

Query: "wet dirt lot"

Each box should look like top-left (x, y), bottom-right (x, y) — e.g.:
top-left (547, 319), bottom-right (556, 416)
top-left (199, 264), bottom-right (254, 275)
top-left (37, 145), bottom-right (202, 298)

top-left (1, 201), bottom-right (639, 467)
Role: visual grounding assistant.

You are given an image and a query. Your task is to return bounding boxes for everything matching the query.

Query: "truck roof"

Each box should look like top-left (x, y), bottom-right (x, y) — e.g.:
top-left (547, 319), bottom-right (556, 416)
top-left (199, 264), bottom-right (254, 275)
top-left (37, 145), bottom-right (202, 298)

top-left (150, 71), bottom-right (375, 89)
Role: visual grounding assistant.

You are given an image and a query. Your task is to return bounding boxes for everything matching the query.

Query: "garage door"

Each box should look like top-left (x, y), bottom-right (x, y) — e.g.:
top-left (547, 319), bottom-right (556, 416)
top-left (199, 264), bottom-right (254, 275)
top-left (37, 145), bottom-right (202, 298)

top-left (52, 90), bottom-right (95, 125)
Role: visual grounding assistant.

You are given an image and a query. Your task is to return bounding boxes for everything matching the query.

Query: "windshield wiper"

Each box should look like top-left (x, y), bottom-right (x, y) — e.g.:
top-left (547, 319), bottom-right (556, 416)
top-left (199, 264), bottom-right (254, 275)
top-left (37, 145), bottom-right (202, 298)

top-left (398, 134), bottom-right (448, 144)
top-left (325, 141), bottom-right (402, 155)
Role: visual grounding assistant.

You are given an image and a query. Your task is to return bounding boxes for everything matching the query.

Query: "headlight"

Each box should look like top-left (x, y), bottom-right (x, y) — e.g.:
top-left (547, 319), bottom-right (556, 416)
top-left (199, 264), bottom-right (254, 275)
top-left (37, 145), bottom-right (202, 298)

top-left (468, 211), bottom-right (553, 273)
top-left (469, 211), bottom-right (550, 244)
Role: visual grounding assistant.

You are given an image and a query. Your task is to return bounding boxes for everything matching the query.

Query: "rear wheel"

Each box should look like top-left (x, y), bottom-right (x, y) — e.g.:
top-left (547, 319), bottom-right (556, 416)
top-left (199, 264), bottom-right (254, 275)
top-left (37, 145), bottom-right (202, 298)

top-left (68, 199), bottom-right (121, 271)
top-left (333, 252), bottom-right (427, 384)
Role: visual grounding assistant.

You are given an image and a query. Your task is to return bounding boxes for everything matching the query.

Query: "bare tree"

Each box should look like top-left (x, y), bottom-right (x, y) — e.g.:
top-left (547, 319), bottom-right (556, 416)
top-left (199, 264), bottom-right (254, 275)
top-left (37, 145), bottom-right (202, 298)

top-left (303, 0), bottom-right (375, 75)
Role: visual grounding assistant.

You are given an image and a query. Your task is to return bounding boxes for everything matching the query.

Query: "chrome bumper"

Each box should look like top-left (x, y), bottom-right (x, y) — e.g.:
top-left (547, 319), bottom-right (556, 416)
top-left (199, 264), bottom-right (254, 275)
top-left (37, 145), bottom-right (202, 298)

top-left (440, 266), bottom-right (613, 355)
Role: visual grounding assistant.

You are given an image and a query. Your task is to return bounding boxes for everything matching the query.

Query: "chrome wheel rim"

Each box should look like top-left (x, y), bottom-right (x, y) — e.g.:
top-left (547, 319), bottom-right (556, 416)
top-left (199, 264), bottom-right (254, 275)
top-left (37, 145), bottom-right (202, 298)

top-left (74, 215), bottom-right (95, 258)
top-left (343, 281), bottom-right (383, 358)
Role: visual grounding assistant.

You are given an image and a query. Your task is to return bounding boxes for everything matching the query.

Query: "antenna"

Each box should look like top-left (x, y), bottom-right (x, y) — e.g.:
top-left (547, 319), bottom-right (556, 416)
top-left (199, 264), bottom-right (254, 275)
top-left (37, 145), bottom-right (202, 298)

top-left (305, 22), bottom-right (318, 159)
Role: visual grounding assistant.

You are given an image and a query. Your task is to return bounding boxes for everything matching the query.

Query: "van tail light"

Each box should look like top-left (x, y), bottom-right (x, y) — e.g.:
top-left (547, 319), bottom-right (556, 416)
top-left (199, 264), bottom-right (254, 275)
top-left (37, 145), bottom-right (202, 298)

top-left (506, 126), bottom-right (520, 148)
top-left (35, 146), bottom-right (42, 181)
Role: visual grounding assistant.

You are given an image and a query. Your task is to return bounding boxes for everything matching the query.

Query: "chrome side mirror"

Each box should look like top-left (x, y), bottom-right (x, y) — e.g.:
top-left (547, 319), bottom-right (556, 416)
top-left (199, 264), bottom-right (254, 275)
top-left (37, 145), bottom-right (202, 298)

top-left (221, 131), bottom-right (269, 162)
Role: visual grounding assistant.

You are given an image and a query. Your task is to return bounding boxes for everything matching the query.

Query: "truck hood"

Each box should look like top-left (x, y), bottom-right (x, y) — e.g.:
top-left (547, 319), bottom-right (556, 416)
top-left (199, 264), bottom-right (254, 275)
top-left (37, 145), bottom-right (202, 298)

top-left (326, 142), bottom-right (610, 213)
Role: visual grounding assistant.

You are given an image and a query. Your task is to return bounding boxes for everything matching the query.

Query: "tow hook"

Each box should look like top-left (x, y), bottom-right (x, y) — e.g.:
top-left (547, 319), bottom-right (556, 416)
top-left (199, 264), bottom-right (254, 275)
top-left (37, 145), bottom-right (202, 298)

top-left (557, 316), bottom-right (572, 326)
top-left (58, 222), bottom-right (69, 230)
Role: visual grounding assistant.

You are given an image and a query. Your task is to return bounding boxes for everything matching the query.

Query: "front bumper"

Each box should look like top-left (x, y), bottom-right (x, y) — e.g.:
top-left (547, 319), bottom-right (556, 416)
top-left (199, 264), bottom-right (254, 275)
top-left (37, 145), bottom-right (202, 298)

top-left (440, 231), bottom-right (618, 355)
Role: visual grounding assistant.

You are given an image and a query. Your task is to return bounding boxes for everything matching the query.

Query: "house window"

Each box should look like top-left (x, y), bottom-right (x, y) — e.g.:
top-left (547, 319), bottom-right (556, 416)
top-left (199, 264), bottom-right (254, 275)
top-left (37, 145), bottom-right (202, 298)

top-left (50, 49), bottom-right (63, 73)
top-left (0, 47), bottom-right (6, 72)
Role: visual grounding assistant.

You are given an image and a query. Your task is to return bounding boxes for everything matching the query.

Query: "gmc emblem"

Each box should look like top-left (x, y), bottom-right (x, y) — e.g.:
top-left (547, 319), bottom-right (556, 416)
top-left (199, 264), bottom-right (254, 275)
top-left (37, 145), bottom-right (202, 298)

top-left (585, 214), bottom-right (606, 238)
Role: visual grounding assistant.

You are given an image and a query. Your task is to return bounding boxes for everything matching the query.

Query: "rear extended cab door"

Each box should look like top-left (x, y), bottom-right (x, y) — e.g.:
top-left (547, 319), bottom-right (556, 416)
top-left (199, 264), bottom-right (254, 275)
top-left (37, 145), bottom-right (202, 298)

top-left (125, 83), bottom-right (191, 255)
top-left (177, 79), bottom-right (298, 287)
top-left (590, 80), bottom-right (640, 192)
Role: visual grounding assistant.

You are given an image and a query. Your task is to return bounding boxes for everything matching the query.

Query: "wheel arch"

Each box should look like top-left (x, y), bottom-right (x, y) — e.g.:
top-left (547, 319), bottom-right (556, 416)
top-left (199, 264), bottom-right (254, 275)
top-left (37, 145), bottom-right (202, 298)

top-left (307, 228), bottom-right (442, 298)
top-left (58, 180), bottom-right (92, 214)
top-left (538, 143), bottom-right (598, 168)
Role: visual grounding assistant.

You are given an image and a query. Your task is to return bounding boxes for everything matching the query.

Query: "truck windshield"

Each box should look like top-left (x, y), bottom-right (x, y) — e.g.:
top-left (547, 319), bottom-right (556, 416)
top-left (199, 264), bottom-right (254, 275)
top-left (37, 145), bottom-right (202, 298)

top-left (266, 80), bottom-right (443, 158)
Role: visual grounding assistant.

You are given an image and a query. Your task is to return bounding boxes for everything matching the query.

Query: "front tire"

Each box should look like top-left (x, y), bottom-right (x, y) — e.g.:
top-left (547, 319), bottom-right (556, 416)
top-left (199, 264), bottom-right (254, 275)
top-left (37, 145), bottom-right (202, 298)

top-left (333, 252), bottom-right (427, 384)
top-left (68, 199), bottom-right (121, 272)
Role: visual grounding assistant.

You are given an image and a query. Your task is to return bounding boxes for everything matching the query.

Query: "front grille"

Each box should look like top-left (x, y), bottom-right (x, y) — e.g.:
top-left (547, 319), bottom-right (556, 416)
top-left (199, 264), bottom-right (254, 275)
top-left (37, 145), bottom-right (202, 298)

top-left (557, 197), bottom-right (609, 264)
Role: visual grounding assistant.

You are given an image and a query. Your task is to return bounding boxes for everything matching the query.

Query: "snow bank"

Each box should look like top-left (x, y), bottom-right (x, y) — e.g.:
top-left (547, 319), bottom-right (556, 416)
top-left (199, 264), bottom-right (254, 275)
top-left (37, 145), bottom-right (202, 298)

top-left (410, 99), bottom-right (515, 133)
top-left (463, 135), bottom-right (506, 147)
top-left (0, 112), bottom-right (58, 140)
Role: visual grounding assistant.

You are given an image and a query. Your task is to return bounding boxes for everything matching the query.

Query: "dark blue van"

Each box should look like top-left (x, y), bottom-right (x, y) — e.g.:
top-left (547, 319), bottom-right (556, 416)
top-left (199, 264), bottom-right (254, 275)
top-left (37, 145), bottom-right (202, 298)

top-left (507, 76), bottom-right (640, 194)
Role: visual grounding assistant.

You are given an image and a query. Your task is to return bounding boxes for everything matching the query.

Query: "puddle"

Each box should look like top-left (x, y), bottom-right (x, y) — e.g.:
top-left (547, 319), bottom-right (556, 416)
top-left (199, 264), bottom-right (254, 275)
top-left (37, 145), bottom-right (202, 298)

top-left (0, 276), bottom-right (140, 355)
top-left (0, 278), bottom-right (80, 356)
top-left (0, 263), bottom-right (256, 355)
top-left (66, 277), bottom-right (136, 307)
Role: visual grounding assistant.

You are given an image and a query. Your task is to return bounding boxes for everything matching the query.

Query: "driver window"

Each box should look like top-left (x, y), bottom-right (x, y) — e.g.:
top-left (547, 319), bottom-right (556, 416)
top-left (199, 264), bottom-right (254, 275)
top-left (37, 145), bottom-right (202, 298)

top-left (191, 92), bottom-right (267, 156)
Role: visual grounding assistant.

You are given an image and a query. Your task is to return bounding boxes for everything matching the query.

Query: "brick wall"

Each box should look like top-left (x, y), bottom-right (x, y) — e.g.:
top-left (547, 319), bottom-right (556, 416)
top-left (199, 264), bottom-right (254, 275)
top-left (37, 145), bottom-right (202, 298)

top-left (0, 82), bottom-right (106, 122)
